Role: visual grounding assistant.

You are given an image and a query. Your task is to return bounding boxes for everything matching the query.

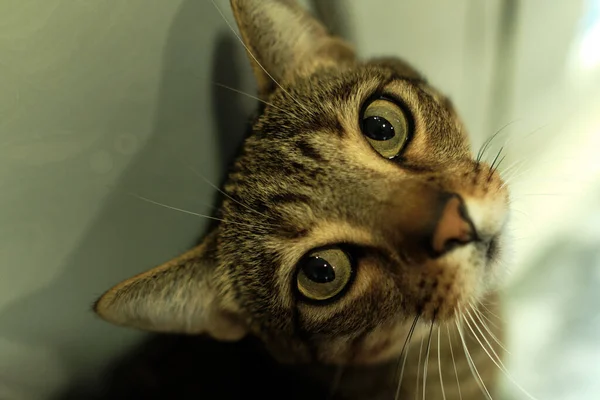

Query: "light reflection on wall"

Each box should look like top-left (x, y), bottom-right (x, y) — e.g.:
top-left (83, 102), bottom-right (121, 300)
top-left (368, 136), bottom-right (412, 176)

top-left (579, 0), bottom-right (600, 69)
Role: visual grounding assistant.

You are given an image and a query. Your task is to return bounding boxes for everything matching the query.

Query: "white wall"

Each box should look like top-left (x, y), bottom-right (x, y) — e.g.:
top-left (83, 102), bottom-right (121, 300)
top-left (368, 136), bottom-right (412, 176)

top-left (0, 1), bottom-right (255, 398)
top-left (1, 0), bottom-right (599, 399)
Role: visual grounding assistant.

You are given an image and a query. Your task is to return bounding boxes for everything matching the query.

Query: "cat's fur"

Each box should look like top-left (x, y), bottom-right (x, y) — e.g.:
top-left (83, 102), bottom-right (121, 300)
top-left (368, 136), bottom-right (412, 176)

top-left (93, 0), bottom-right (508, 398)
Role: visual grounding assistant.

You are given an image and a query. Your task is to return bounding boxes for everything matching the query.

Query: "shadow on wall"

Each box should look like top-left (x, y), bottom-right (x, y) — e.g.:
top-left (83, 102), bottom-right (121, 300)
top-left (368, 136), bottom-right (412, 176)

top-left (309, 0), bottom-right (354, 42)
top-left (0, 0), bottom-right (253, 396)
top-left (50, 1), bottom-right (356, 397)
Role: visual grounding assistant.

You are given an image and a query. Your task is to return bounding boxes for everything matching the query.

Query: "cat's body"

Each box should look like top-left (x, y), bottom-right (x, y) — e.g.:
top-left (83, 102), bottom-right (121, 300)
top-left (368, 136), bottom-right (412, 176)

top-left (65, 309), bottom-right (502, 400)
top-left (92, 0), bottom-right (508, 398)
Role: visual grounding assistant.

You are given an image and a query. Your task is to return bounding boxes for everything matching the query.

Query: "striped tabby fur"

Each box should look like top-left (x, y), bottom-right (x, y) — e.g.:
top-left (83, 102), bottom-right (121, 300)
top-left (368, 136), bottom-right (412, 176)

top-left (94, 0), bottom-right (510, 398)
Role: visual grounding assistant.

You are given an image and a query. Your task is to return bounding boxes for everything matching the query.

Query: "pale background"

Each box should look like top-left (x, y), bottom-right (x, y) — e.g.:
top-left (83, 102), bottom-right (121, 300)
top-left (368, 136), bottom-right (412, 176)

top-left (0, 0), bottom-right (599, 399)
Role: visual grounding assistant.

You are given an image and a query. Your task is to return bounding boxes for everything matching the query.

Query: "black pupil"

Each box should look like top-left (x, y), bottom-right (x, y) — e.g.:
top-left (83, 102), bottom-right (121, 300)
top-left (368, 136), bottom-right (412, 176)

top-left (363, 116), bottom-right (395, 141)
top-left (302, 256), bottom-right (335, 283)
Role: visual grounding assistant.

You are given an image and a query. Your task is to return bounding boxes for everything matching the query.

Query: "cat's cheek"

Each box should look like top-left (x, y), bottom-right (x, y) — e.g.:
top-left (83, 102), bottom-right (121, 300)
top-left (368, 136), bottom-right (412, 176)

top-left (485, 230), bottom-right (513, 289)
top-left (348, 322), bottom-right (419, 365)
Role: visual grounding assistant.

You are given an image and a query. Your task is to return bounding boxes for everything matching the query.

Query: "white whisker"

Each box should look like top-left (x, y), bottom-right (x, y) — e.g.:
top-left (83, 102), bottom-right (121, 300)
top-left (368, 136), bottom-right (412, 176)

top-left (469, 303), bottom-right (508, 353)
top-left (502, 123), bottom-right (549, 150)
top-left (447, 326), bottom-right (463, 400)
top-left (181, 162), bottom-right (280, 225)
top-left (463, 310), bottom-right (540, 400)
top-left (415, 335), bottom-right (425, 400)
top-left (422, 322), bottom-right (434, 400)
top-left (499, 159), bottom-right (527, 182)
top-left (479, 302), bottom-right (503, 322)
top-left (396, 316), bottom-right (419, 400)
top-left (468, 301), bottom-right (501, 328)
top-left (155, 145), bottom-right (281, 227)
top-left (214, 82), bottom-right (303, 121)
top-left (500, 166), bottom-right (535, 189)
top-left (209, 0), bottom-right (312, 114)
top-left (455, 318), bottom-right (493, 400)
top-left (477, 119), bottom-right (520, 163)
top-left (437, 327), bottom-right (447, 400)
top-left (463, 310), bottom-right (504, 368)
top-left (396, 339), bottom-right (412, 400)
top-left (126, 192), bottom-right (265, 230)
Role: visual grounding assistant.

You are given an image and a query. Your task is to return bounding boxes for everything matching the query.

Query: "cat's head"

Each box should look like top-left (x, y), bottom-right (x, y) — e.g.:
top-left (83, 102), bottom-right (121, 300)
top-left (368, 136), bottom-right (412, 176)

top-left (94, 0), bottom-right (509, 365)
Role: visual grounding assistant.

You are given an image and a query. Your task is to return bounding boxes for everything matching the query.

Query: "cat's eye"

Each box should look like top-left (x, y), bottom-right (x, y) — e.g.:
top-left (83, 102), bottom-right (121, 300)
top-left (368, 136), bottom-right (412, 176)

top-left (361, 98), bottom-right (410, 159)
top-left (296, 248), bottom-right (353, 301)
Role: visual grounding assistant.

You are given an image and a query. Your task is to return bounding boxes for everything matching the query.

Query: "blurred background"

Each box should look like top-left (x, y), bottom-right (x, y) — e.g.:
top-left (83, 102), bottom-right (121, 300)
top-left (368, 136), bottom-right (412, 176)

top-left (0, 0), bottom-right (599, 399)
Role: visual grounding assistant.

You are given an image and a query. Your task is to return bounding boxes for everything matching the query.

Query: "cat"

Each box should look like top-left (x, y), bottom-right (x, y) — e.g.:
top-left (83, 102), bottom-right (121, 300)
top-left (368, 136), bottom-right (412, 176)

top-left (92, 0), bottom-right (509, 398)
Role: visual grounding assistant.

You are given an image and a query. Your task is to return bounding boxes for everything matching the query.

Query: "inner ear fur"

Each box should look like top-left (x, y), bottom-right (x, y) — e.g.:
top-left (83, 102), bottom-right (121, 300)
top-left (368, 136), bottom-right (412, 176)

top-left (93, 232), bottom-right (246, 341)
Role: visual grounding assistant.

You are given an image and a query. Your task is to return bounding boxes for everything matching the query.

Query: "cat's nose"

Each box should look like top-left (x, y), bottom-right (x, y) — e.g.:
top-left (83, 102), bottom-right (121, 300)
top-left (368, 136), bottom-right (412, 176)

top-left (432, 195), bottom-right (475, 255)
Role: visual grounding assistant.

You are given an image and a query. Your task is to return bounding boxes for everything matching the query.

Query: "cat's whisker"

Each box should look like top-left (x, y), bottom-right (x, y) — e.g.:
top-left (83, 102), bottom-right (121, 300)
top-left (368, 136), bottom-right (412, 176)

top-left (500, 123), bottom-right (550, 153)
top-left (415, 335), bottom-right (425, 400)
top-left (465, 307), bottom-right (511, 365)
top-left (396, 343), bottom-right (412, 400)
top-left (488, 146), bottom-right (504, 173)
top-left (446, 326), bottom-right (463, 400)
top-left (437, 326), bottom-right (447, 400)
top-left (508, 203), bottom-right (531, 218)
top-left (509, 208), bottom-right (532, 221)
top-left (181, 162), bottom-right (281, 226)
top-left (463, 310), bottom-right (504, 368)
top-left (454, 318), bottom-right (494, 400)
top-left (155, 145), bottom-right (282, 227)
top-left (500, 162), bottom-right (534, 188)
top-left (501, 157), bottom-right (570, 184)
top-left (507, 123), bottom-right (551, 150)
top-left (468, 301), bottom-right (500, 329)
top-left (209, 0), bottom-right (312, 115)
top-left (463, 310), bottom-right (540, 400)
top-left (477, 119), bottom-right (519, 163)
top-left (500, 168), bottom-right (530, 189)
top-left (491, 124), bottom-right (554, 184)
top-left (482, 298), bottom-right (501, 307)
top-left (126, 192), bottom-right (268, 230)
top-left (491, 155), bottom-right (506, 178)
top-left (422, 321), bottom-right (434, 400)
top-left (213, 82), bottom-right (303, 122)
top-left (468, 303), bottom-right (505, 347)
top-left (478, 302), bottom-right (503, 322)
top-left (499, 158), bottom-right (526, 178)
top-left (395, 315), bottom-right (419, 400)
top-left (519, 192), bottom-right (572, 197)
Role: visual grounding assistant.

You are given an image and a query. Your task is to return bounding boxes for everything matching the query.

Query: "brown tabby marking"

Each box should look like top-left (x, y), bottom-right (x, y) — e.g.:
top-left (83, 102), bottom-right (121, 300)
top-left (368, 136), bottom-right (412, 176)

top-left (94, 0), bottom-right (511, 398)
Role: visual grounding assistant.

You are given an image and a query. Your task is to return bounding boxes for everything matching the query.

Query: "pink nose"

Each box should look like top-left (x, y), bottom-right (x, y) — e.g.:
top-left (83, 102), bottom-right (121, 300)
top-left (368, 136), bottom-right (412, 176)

top-left (432, 195), bottom-right (475, 255)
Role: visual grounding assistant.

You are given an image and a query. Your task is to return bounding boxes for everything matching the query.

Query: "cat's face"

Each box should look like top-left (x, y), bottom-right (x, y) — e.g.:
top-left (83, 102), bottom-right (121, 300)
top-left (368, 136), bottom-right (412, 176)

top-left (216, 62), bottom-right (508, 364)
top-left (94, 0), bottom-right (509, 366)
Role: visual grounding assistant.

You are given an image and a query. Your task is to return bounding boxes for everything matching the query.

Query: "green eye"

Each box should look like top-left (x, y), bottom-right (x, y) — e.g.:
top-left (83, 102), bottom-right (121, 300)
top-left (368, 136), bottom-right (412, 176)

top-left (361, 98), bottom-right (410, 159)
top-left (297, 248), bottom-right (353, 301)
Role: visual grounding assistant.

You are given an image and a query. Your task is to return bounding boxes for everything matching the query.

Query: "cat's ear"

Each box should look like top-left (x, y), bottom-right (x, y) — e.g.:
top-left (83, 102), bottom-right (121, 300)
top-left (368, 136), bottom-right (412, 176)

top-left (230, 0), bottom-right (355, 97)
top-left (93, 233), bottom-right (246, 341)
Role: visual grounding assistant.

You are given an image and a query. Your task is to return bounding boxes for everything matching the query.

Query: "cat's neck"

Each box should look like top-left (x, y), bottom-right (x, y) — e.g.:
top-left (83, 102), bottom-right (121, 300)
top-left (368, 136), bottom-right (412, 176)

top-left (88, 292), bottom-right (503, 400)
